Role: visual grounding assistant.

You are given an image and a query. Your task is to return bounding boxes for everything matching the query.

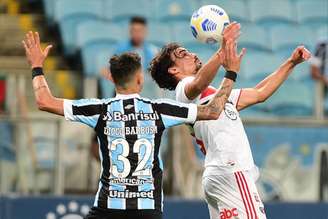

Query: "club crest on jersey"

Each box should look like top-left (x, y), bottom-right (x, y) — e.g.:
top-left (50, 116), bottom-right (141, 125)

top-left (103, 111), bottom-right (159, 121)
top-left (224, 103), bottom-right (238, 120)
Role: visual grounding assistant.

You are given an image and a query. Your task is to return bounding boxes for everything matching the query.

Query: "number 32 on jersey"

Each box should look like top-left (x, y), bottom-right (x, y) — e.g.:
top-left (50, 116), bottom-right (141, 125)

top-left (109, 138), bottom-right (153, 178)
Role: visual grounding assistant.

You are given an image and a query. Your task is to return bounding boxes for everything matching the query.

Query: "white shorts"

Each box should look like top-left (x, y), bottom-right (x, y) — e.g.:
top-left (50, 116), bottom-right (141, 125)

top-left (202, 169), bottom-right (267, 219)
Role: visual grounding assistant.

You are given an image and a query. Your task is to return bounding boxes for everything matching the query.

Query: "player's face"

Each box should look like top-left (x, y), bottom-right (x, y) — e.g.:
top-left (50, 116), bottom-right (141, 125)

top-left (129, 23), bottom-right (147, 47)
top-left (169, 47), bottom-right (202, 77)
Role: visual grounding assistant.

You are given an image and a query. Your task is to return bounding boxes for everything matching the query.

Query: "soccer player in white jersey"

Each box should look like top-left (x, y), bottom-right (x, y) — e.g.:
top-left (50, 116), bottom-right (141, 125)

top-left (149, 25), bottom-right (311, 218)
top-left (22, 31), bottom-right (243, 219)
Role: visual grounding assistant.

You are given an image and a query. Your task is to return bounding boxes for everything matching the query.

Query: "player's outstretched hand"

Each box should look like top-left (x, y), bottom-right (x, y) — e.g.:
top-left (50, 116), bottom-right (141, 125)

top-left (22, 31), bottom-right (52, 68)
top-left (218, 22), bottom-right (241, 62)
top-left (222, 40), bottom-right (246, 73)
top-left (220, 22), bottom-right (241, 50)
top-left (289, 45), bottom-right (311, 65)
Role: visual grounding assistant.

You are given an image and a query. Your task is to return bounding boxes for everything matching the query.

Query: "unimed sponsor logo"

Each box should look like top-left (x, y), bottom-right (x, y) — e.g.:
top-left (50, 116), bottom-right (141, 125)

top-left (109, 190), bottom-right (154, 199)
top-left (220, 208), bottom-right (238, 219)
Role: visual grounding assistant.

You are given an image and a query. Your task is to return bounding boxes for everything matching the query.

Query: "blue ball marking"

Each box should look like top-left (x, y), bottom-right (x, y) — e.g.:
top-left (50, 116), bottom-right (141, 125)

top-left (201, 19), bottom-right (209, 31)
top-left (202, 19), bottom-right (217, 32)
top-left (210, 7), bottom-right (224, 16)
top-left (191, 26), bottom-right (198, 38)
top-left (192, 9), bottom-right (201, 18)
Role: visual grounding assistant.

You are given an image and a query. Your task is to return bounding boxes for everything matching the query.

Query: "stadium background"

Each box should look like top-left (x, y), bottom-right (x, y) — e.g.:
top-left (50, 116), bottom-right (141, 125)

top-left (0, 0), bottom-right (327, 218)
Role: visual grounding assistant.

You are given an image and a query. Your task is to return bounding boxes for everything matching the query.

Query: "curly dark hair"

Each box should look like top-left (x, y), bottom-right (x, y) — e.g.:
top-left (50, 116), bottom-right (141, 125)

top-left (109, 52), bottom-right (141, 87)
top-left (149, 43), bottom-right (181, 90)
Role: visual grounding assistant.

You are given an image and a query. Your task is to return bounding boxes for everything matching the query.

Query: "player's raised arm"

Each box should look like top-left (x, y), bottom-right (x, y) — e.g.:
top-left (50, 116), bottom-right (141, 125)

top-left (22, 31), bottom-right (64, 115)
top-left (197, 40), bottom-right (245, 120)
top-left (236, 46), bottom-right (311, 111)
top-left (184, 22), bottom-right (241, 100)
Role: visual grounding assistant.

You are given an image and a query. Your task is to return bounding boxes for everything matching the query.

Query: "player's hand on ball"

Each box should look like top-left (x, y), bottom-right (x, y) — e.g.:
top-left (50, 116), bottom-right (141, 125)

top-left (22, 31), bottom-right (52, 68)
top-left (222, 40), bottom-right (246, 73)
top-left (221, 22), bottom-right (241, 47)
top-left (289, 45), bottom-right (311, 65)
top-left (218, 22), bottom-right (241, 63)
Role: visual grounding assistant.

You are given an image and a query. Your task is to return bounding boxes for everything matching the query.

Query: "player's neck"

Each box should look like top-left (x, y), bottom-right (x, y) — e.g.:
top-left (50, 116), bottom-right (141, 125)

top-left (115, 86), bottom-right (140, 95)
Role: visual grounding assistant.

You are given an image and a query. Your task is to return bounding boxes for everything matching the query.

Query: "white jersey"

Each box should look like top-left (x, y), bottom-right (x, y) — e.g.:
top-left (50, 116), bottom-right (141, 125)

top-left (175, 76), bottom-right (255, 176)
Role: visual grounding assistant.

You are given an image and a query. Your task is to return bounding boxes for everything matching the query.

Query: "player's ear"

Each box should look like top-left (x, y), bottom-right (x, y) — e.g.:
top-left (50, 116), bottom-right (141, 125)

top-left (168, 66), bottom-right (179, 75)
top-left (138, 71), bottom-right (144, 85)
top-left (108, 71), bottom-right (114, 83)
top-left (136, 69), bottom-right (144, 86)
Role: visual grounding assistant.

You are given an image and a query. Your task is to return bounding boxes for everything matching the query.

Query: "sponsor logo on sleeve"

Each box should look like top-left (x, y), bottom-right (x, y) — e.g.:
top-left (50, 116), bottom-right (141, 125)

top-left (224, 103), bottom-right (238, 120)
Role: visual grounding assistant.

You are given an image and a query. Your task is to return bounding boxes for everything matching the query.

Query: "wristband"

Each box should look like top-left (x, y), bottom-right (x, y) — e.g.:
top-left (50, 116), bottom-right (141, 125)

top-left (32, 67), bottom-right (44, 79)
top-left (224, 70), bottom-right (237, 82)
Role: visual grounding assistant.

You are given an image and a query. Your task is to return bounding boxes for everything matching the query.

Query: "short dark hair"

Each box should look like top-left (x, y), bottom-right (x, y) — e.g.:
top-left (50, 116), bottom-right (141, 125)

top-left (109, 52), bottom-right (141, 87)
top-left (149, 43), bottom-right (181, 90)
top-left (130, 16), bottom-right (147, 25)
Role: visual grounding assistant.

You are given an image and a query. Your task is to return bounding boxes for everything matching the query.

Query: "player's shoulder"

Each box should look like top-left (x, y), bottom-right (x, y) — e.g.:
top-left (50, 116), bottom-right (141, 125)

top-left (179, 76), bottom-right (195, 86)
top-left (72, 98), bottom-right (104, 106)
top-left (151, 98), bottom-right (181, 105)
top-left (137, 96), bottom-right (178, 106)
top-left (175, 76), bottom-right (199, 103)
top-left (175, 76), bottom-right (196, 94)
top-left (133, 96), bottom-right (153, 105)
top-left (79, 97), bottom-right (123, 106)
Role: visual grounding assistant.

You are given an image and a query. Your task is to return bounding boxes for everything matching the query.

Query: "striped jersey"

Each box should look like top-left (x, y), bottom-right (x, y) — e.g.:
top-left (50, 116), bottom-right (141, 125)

top-left (63, 93), bottom-right (197, 211)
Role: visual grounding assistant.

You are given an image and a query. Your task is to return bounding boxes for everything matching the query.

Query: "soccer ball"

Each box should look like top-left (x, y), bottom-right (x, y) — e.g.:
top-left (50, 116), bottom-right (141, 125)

top-left (190, 5), bottom-right (230, 44)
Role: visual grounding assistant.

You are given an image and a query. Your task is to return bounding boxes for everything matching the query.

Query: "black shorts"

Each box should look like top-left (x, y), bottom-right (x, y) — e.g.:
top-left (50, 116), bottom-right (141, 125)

top-left (84, 207), bottom-right (162, 219)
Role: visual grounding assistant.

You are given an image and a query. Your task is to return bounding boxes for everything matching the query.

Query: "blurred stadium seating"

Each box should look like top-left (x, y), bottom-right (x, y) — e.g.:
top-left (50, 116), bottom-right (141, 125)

top-left (270, 24), bottom-right (315, 54)
top-left (54, 0), bottom-right (103, 55)
top-left (202, 0), bottom-right (250, 23)
top-left (295, 0), bottom-right (328, 27)
top-left (248, 0), bottom-right (296, 25)
top-left (0, 121), bottom-right (15, 161)
top-left (238, 24), bottom-right (271, 52)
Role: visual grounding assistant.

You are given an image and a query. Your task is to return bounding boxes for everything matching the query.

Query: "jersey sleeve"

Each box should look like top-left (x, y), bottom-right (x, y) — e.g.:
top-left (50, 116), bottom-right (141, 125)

top-left (63, 98), bottom-right (103, 128)
top-left (228, 89), bottom-right (242, 107)
top-left (152, 99), bottom-right (197, 128)
top-left (175, 76), bottom-right (196, 103)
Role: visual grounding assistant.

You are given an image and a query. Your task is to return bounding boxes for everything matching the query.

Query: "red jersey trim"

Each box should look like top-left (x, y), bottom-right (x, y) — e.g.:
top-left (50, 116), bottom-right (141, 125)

top-left (200, 87), bottom-right (217, 99)
top-left (191, 133), bottom-right (207, 155)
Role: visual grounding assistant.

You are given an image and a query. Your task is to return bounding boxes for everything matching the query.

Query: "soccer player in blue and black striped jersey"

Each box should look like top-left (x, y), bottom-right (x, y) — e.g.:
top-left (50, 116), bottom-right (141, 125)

top-left (23, 31), bottom-right (238, 219)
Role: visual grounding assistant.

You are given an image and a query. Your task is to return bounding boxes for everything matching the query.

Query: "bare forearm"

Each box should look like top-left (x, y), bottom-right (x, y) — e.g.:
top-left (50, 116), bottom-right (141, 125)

top-left (186, 53), bottom-right (222, 99)
top-left (197, 78), bottom-right (234, 120)
top-left (195, 53), bottom-right (221, 87)
top-left (255, 59), bottom-right (295, 100)
top-left (33, 75), bottom-right (64, 115)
